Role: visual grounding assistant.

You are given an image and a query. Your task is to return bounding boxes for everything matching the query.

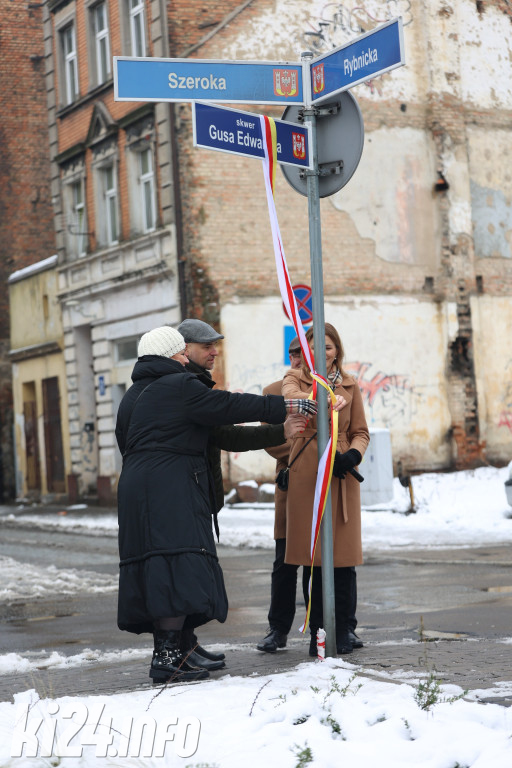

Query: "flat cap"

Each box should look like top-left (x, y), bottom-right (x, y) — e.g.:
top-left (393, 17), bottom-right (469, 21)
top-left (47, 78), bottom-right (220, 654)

top-left (177, 319), bottom-right (224, 343)
top-left (288, 336), bottom-right (301, 353)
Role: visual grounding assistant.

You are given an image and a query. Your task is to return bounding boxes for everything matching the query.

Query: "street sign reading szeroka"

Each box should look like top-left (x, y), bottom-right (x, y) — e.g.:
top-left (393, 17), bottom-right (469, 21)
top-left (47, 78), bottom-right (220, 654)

top-left (114, 56), bottom-right (304, 105)
top-left (193, 102), bottom-right (312, 169)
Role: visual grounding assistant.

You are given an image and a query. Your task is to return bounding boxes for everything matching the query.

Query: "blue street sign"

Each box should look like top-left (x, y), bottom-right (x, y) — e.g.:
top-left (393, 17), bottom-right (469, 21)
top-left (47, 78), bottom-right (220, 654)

top-left (114, 56), bottom-right (304, 105)
top-left (193, 102), bottom-right (312, 168)
top-left (283, 324), bottom-right (310, 366)
top-left (310, 17), bottom-right (405, 103)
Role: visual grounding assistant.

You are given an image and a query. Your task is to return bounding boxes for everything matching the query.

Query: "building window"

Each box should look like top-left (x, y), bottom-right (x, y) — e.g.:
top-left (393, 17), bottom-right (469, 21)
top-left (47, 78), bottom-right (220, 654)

top-left (129, 0), bottom-right (146, 57)
top-left (103, 164), bottom-right (119, 245)
top-left (115, 338), bottom-right (139, 362)
top-left (139, 148), bottom-right (156, 232)
top-left (67, 179), bottom-right (87, 257)
top-left (92, 2), bottom-right (111, 85)
top-left (61, 23), bottom-right (79, 105)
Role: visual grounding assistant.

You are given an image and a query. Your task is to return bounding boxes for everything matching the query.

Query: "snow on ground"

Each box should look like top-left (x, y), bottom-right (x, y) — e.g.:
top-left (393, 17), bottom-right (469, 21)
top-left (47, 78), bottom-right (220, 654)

top-left (0, 556), bottom-right (117, 602)
top-left (219, 465), bottom-right (512, 550)
top-left (1, 466), bottom-right (512, 765)
top-left (1, 658), bottom-right (512, 767)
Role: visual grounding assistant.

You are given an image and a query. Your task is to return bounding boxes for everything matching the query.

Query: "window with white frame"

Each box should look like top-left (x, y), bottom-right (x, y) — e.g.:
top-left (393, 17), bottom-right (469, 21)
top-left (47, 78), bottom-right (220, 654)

top-left (139, 148), bottom-right (156, 232)
top-left (128, 0), bottom-right (146, 57)
top-left (92, 2), bottom-right (110, 85)
top-left (67, 179), bottom-right (87, 257)
top-left (103, 164), bottom-right (119, 245)
top-left (61, 158), bottom-right (87, 260)
top-left (125, 139), bottom-right (157, 236)
top-left (60, 23), bottom-right (79, 105)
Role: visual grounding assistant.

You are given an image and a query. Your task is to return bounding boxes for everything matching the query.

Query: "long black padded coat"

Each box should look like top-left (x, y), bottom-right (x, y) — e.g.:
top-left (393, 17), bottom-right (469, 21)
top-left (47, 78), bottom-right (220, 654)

top-left (115, 355), bottom-right (286, 635)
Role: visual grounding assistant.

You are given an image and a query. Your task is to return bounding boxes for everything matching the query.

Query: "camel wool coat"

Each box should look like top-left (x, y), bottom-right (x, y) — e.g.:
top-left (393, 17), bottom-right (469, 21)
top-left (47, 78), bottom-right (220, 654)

top-left (282, 368), bottom-right (370, 568)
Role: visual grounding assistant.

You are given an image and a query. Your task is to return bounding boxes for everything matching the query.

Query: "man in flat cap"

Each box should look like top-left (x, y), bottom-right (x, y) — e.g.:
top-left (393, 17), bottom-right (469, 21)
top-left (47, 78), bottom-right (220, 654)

top-left (176, 319), bottom-right (307, 665)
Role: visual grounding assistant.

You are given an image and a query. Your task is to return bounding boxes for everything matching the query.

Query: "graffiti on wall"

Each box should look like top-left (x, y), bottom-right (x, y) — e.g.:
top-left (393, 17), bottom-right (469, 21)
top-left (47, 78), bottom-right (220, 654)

top-left (300, 1), bottom-right (413, 94)
top-left (345, 360), bottom-right (419, 426)
top-left (228, 359), bottom-right (421, 428)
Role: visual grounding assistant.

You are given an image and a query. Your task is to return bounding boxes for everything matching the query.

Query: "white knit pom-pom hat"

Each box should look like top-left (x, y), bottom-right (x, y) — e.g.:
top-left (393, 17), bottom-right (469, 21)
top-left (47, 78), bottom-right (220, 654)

top-left (138, 326), bottom-right (185, 358)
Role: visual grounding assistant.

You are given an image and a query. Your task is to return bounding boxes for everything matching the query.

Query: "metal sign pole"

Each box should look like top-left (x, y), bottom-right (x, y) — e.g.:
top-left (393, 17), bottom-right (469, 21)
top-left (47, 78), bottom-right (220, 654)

top-left (301, 51), bottom-right (336, 658)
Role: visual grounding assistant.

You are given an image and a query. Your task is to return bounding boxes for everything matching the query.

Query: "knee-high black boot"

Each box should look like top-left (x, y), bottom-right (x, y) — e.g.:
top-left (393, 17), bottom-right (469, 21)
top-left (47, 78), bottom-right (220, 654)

top-left (150, 630), bottom-right (210, 684)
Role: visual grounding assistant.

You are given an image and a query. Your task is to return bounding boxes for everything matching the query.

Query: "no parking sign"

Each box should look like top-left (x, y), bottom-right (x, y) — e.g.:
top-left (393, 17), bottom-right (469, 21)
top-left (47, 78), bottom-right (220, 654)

top-left (282, 284), bottom-right (312, 364)
top-left (282, 284), bottom-right (313, 324)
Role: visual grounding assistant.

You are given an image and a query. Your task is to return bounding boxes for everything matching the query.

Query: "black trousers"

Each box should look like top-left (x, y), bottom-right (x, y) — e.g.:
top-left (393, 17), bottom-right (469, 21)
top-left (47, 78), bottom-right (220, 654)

top-left (267, 538), bottom-right (299, 634)
top-left (302, 565), bottom-right (357, 633)
top-left (267, 538), bottom-right (358, 635)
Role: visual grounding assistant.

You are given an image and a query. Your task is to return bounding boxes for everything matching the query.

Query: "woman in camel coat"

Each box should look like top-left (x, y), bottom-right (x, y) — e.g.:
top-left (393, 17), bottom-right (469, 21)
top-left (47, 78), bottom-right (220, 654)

top-left (282, 323), bottom-right (370, 655)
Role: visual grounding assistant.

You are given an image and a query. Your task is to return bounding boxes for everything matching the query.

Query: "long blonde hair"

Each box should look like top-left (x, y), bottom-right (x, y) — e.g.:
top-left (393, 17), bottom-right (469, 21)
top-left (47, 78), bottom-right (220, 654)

top-left (301, 323), bottom-right (346, 378)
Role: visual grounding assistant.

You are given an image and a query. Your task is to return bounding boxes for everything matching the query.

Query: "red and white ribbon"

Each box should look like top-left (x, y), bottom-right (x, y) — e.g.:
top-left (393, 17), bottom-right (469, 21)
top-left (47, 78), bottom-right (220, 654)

top-left (260, 114), bottom-right (338, 632)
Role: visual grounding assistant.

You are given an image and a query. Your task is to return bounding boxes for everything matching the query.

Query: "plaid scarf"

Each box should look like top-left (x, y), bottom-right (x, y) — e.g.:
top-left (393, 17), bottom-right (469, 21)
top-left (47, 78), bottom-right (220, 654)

top-left (328, 367), bottom-right (342, 390)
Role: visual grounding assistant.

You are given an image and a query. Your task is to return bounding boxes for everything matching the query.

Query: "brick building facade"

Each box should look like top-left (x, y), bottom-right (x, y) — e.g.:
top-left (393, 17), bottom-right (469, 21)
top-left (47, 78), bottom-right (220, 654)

top-left (168, 0), bottom-right (512, 482)
top-left (5, 0), bottom-right (512, 499)
top-left (0, 0), bottom-right (56, 500)
top-left (39, 0), bottom-right (182, 500)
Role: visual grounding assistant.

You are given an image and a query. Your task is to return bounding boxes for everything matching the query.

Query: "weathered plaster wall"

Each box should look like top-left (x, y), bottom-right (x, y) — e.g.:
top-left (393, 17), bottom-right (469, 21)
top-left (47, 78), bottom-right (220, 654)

top-left (10, 268), bottom-right (62, 351)
top-left (471, 294), bottom-right (512, 457)
top-left (175, 0), bottom-right (512, 477)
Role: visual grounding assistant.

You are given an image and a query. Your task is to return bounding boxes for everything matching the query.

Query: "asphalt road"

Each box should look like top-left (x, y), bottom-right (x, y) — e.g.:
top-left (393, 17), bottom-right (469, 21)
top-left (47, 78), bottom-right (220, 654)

top-left (1, 512), bottom-right (511, 705)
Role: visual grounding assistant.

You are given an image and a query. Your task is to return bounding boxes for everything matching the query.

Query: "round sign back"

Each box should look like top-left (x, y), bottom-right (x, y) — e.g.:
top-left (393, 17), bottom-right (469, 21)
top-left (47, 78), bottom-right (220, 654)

top-left (280, 91), bottom-right (364, 198)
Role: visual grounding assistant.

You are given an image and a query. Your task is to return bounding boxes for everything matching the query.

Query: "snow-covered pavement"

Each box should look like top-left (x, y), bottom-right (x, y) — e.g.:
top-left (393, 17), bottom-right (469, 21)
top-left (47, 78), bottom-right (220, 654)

top-left (1, 465), bottom-right (511, 765)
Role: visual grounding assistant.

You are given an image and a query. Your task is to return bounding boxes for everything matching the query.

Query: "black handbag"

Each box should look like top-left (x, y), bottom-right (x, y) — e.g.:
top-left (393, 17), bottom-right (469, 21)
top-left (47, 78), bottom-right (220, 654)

top-left (275, 433), bottom-right (316, 492)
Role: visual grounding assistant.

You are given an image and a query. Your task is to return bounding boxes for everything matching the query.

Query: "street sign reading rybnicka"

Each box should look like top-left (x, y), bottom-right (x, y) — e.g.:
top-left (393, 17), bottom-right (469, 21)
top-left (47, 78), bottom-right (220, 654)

top-left (310, 17), bottom-right (404, 103)
top-left (114, 56), bottom-right (304, 105)
top-left (193, 102), bottom-right (312, 169)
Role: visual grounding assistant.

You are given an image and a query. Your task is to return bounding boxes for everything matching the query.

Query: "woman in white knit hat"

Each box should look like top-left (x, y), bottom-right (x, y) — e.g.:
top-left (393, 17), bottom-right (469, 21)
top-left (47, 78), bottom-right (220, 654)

top-left (115, 325), bottom-right (319, 684)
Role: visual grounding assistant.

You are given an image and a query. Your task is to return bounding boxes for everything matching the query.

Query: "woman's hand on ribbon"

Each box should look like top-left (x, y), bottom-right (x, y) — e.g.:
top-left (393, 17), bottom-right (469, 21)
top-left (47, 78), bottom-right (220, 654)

top-left (284, 399), bottom-right (318, 416)
top-left (332, 395), bottom-right (348, 412)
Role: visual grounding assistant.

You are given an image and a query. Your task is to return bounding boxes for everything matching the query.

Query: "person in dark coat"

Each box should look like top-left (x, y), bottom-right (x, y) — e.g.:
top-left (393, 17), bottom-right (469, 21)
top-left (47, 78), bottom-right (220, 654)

top-left (176, 318), bottom-right (307, 666)
top-left (115, 325), bottom-right (317, 684)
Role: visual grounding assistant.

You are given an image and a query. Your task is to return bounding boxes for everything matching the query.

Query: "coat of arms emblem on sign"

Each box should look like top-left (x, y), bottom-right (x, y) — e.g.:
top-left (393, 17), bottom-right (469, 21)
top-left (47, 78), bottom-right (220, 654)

top-left (273, 68), bottom-right (298, 97)
top-left (312, 63), bottom-right (325, 94)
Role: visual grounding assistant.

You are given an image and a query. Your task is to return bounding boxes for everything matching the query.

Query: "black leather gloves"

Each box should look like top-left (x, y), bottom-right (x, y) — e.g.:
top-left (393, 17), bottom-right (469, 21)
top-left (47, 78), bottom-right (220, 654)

top-left (333, 448), bottom-right (362, 479)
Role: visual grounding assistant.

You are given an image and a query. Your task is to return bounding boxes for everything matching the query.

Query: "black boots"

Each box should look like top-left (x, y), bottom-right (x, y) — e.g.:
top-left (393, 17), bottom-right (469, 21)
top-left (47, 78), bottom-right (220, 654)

top-left (180, 629), bottom-right (226, 670)
top-left (336, 629), bottom-right (353, 655)
top-left (257, 628), bottom-right (288, 653)
top-left (150, 630), bottom-right (210, 684)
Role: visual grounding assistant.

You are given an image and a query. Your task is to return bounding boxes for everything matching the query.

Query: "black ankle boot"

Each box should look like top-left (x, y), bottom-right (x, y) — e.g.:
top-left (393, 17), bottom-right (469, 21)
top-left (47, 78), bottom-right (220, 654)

top-left (181, 629), bottom-right (225, 663)
top-left (336, 628), bottom-right (353, 655)
top-left (151, 630), bottom-right (210, 684)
